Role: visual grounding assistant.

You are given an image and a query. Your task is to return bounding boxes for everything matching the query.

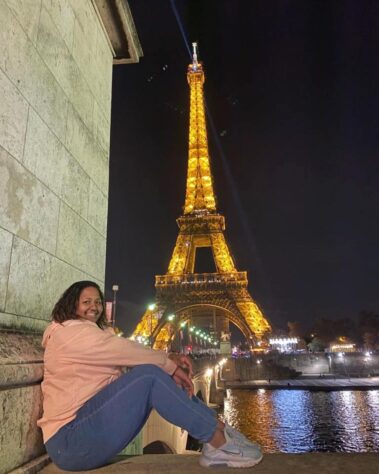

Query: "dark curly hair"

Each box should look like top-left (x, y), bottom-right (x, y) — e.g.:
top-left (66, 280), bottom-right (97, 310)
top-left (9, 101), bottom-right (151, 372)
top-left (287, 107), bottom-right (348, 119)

top-left (52, 281), bottom-right (108, 329)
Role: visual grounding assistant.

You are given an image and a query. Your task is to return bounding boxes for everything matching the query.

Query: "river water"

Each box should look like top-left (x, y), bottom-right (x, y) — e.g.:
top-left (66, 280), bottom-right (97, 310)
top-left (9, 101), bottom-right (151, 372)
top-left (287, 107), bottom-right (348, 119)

top-left (222, 389), bottom-right (379, 452)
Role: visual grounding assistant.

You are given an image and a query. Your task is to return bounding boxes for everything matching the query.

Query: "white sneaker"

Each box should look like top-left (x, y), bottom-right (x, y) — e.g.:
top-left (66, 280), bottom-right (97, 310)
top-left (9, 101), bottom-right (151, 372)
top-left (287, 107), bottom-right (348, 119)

top-left (199, 430), bottom-right (263, 468)
top-left (225, 422), bottom-right (259, 448)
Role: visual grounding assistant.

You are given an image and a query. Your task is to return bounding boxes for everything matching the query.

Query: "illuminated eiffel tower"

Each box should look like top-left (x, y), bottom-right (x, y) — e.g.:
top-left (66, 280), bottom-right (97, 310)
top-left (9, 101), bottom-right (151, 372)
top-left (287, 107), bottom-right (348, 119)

top-left (133, 44), bottom-right (271, 350)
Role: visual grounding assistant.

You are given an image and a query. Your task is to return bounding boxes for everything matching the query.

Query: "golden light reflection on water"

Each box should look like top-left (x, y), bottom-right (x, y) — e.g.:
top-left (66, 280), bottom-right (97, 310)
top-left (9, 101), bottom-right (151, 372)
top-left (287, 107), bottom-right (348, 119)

top-left (222, 389), bottom-right (379, 453)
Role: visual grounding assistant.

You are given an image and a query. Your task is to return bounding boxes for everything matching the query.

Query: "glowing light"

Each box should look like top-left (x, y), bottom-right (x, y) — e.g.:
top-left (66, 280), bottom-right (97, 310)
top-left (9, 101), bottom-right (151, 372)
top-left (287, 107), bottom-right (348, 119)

top-left (331, 344), bottom-right (355, 352)
top-left (205, 368), bottom-right (213, 377)
top-left (269, 338), bottom-right (298, 345)
top-left (167, 314), bottom-right (175, 321)
top-left (148, 303), bottom-right (156, 311)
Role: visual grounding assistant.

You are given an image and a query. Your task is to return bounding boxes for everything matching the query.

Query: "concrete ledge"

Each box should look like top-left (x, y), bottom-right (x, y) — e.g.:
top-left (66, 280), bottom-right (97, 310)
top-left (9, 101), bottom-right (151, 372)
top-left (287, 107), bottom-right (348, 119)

top-left (92, 0), bottom-right (143, 63)
top-left (41, 453), bottom-right (379, 474)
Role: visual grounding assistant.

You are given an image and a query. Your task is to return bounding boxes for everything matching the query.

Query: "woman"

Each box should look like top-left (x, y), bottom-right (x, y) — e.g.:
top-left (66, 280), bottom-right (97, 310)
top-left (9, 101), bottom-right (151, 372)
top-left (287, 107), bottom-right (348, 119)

top-left (38, 281), bottom-right (262, 470)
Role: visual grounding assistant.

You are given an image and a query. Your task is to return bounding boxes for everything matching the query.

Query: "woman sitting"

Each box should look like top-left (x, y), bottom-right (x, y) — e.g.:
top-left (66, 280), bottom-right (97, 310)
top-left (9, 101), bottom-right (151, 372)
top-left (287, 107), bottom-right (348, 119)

top-left (38, 280), bottom-right (262, 470)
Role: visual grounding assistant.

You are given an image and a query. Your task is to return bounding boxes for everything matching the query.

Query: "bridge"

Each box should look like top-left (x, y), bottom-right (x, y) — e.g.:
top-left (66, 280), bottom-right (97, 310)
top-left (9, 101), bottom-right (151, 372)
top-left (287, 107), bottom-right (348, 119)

top-left (122, 357), bottom-right (226, 456)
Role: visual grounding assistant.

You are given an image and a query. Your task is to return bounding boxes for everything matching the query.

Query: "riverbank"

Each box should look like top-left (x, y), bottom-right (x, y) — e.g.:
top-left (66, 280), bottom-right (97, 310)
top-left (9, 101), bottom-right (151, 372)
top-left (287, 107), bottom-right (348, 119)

top-left (225, 376), bottom-right (379, 391)
top-left (40, 453), bottom-right (379, 474)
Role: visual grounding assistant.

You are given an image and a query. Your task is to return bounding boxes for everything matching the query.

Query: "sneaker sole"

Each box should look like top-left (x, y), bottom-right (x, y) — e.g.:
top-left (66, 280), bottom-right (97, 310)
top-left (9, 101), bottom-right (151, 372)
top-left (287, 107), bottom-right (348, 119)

top-left (199, 453), bottom-right (263, 468)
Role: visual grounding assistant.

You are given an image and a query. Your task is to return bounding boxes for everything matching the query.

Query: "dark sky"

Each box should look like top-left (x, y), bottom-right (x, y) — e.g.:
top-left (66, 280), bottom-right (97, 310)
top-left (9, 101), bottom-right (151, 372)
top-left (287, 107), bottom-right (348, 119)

top-left (105, 0), bottom-right (379, 336)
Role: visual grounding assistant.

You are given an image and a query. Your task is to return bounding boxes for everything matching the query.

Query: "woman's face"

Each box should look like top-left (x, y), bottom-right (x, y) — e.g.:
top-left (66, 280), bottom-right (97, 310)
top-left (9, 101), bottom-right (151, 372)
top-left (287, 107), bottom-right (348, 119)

top-left (76, 286), bottom-right (103, 323)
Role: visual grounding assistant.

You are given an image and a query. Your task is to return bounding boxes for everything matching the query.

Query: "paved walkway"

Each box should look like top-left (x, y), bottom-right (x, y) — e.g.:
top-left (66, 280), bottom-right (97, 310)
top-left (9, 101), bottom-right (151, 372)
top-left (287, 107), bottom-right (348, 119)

top-left (226, 376), bottom-right (379, 390)
top-left (41, 453), bottom-right (379, 474)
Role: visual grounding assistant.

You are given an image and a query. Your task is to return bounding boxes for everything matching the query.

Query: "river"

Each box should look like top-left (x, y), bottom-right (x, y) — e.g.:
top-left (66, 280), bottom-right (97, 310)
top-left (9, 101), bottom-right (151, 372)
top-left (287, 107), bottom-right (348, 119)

top-left (222, 389), bottom-right (379, 452)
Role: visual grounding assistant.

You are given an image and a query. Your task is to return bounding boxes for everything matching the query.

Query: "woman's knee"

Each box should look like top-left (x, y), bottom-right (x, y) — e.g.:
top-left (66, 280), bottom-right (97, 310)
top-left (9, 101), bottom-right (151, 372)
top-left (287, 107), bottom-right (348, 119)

top-left (130, 364), bottom-right (166, 377)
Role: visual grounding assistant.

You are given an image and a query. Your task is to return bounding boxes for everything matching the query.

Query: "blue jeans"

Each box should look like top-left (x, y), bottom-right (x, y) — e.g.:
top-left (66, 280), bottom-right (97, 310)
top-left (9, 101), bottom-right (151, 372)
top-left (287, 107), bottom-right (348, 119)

top-left (45, 364), bottom-right (218, 471)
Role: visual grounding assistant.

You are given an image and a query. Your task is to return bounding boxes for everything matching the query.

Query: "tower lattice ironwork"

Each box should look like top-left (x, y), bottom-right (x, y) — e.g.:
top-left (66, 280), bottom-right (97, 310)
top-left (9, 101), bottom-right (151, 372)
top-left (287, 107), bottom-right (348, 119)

top-left (133, 44), bottom-right (271, 350)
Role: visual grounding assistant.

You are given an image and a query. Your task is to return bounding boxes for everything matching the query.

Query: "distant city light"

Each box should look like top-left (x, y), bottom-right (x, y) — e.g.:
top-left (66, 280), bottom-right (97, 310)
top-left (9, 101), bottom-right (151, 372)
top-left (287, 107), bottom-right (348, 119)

top-left (269, 338), bottom-right (298, 345)
top-left (269, 337), bottom-right (298, 353)
top-left (330, 343), bottom-right (355, 353)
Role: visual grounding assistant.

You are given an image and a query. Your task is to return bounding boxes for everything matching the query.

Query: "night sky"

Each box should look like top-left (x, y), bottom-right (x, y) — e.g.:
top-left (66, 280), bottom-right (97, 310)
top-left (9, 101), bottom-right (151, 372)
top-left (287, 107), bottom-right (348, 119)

top-left (105, 0), bottom-right (379, 336)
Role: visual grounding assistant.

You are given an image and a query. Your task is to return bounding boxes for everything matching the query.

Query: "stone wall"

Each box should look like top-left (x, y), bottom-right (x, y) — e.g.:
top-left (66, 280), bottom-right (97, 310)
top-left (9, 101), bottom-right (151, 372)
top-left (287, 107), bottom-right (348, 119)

top-left (0, 0), bottom-right (112, 334)
top-left (0, 1), bottom-right (141, 471)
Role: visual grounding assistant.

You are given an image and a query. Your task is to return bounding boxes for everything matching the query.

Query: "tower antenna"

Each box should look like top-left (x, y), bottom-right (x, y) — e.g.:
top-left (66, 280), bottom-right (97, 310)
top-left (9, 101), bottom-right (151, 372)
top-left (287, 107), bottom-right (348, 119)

top-left (192, 42), bottom-right (199, 69)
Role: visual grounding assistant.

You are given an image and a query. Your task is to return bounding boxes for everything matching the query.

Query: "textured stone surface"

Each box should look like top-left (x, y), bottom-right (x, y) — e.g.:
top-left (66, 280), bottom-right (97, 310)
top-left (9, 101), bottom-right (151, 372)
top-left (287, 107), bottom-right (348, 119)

top-left (41, 453), bottom-right (379, 474)
top-left (0, 332), bottom-right (45, 474)
top-left (45, 0), bottom-right (76, 53)
top-left (65, 104), bottom-right (109, 195)
top-left (5, 237), bottom-right (92, 322)
top-left (0, 312), bottom-right (48, 333)
top-left (0, 332), bottom-right (43, 386)
top-left (0, 68), bottom-right (29, 161)
top-left (5, 0), bottom-right (42, 45)
top-left (0, 1), bottom-right (69, 143)
top-left (23, 108), bottom-right (66, 192)
top-left (0, 148), bottom-right (60, 254)
top-left (0, 385), bottom-right (45, 474)
top-left (0, 227), bottom-right (12, 311)
top-left (88, 180), bottom-right (108, 237)
top-left (56, 203), bottom-right (106, 280)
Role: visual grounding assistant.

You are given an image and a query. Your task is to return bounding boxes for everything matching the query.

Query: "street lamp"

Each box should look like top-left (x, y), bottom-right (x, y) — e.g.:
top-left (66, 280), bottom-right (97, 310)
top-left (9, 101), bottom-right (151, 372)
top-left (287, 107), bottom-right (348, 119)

top-left (111, 284), bottom-right (119, 328)
top-left (148, 303), bottom-right (156, 347)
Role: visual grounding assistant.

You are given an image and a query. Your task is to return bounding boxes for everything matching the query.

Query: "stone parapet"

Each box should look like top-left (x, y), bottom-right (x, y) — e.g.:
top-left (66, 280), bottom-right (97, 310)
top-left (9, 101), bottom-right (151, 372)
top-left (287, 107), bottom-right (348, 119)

top-left (40, 453), bottom-right (379, 474)
top-left (0, 331), bottom-right (45, 474)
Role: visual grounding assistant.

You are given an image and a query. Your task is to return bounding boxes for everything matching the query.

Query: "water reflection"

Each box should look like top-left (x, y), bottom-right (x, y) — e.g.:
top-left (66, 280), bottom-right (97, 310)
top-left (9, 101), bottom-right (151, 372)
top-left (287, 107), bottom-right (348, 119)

top-left (223, 389), bottom-right (379, 453)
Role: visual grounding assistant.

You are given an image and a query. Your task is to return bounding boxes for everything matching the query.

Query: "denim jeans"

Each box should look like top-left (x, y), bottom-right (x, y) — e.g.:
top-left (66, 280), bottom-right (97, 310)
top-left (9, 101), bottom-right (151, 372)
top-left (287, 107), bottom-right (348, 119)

top-left (45, 364), bottom-right (218, 471)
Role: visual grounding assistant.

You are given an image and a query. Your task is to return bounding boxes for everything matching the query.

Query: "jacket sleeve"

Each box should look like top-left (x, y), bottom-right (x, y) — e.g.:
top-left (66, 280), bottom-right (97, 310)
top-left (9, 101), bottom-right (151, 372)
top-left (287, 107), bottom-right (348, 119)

top-left (57, 324), bottom-right (177, 375)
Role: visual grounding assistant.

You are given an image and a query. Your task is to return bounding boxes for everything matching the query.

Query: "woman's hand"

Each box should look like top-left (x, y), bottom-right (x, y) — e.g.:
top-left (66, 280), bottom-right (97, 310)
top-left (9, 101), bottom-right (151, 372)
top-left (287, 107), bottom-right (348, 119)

top-left (172, 366), bottom-right (194, 398)
top-left (168, 353), bottom-right (193, 378)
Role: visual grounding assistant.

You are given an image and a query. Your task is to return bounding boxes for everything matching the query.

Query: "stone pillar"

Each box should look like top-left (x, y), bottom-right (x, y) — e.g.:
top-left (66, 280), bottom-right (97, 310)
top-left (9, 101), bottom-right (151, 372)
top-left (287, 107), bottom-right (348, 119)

top-left (0, 1), bottom-right (141, 471)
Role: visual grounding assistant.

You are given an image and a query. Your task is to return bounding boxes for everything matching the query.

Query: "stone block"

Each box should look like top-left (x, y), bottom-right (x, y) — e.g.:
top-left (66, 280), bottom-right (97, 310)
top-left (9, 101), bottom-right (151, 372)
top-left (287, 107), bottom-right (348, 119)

top-left (5, 235), bottom-right (94, 323)
top-left (0, 332), bottom-right (44, 386)
top-left (72, 15), bottom-right (95, 87)
top-left (55, 202), bottom-right (85, 270)
top-left (0, 68), bottom-right (29, 161)
top-left (0, 1), bottom-right (69, 143)
top-left (92, 25), bottom-right (113, 117)
top-left (0, 385), bottom-right (45, 474)
top-left (6, 237), bottom-right (54, 320)
top-left (23, 108), bottom-right (65, 193)
top-left (0, 332), bottom-right (46, 474)
top-left (88, 180), bottom-right (108, 237)
top-left (5, 0), bottom-right (42, 45)
top-left (0, 148), bottom-right (60, 254)
top-left (50, 257), bottom-right (88, 302)
top-left (43, 0), bottom-right (76, 52)
top-left (68, 0), bottom-right (98, 46)
top-left (56, 203), bottom-right (106, 281)
top-left (61, 152), bottom-right (90, 219)
top-left (36, 6), bottom-right (77, 106)
top-left (65, 105), bottom-right (109, 195)
top-left (0, 227), bottom-right (13, 312)
top-left (0, 312), bottom-right (48, 332)
top-left (93, 101), bottom-right (111, 153)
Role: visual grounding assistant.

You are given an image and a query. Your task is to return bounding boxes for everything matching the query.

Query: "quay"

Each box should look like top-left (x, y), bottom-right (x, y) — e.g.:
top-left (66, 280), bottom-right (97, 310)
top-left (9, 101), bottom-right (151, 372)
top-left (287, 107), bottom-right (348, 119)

top-left (39, 453), bottom-right (379, 474)
top-left (225, 376), bottom-right (379, 391)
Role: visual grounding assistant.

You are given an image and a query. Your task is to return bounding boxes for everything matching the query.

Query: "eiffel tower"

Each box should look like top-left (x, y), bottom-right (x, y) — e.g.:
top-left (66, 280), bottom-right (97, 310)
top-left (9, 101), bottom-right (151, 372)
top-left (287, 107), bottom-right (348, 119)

top-left (133, 44), bottom-right (271, 350)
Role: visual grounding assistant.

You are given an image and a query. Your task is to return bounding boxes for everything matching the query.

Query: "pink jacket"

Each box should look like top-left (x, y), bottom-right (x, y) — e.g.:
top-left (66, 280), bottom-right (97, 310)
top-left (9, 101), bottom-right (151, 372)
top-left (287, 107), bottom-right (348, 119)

top-left (37, 319), bottom-right (177, 442)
